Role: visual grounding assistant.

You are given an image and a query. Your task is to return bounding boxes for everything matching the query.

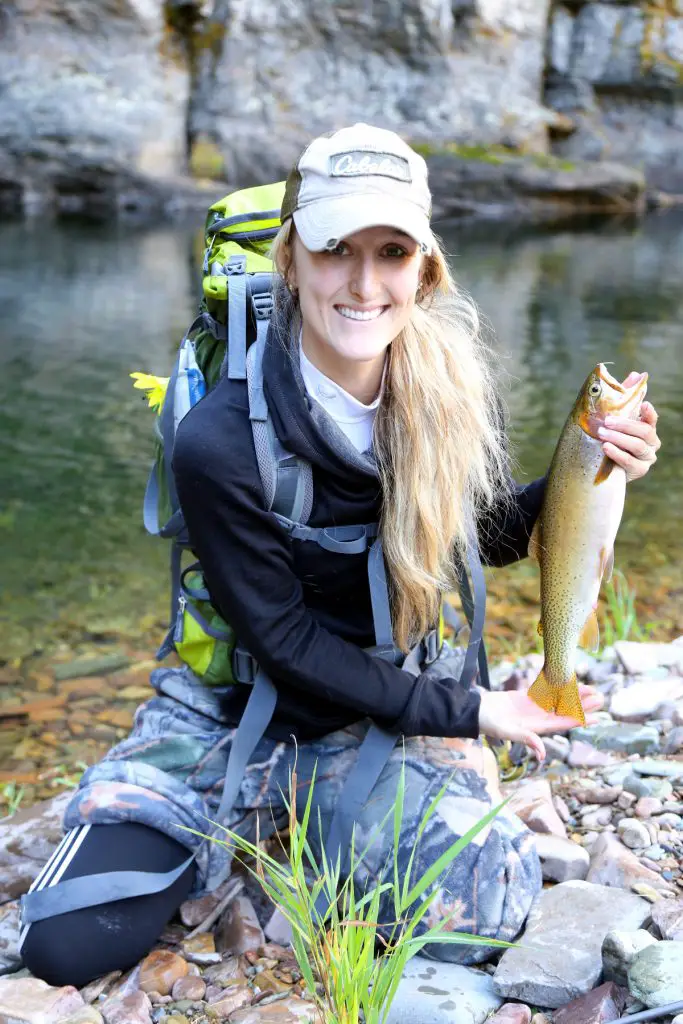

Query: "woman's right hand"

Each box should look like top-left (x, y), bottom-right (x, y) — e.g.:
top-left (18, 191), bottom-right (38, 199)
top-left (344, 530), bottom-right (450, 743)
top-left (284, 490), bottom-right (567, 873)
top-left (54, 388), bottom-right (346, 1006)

top-left (476, 685), bottom-right (604, 762)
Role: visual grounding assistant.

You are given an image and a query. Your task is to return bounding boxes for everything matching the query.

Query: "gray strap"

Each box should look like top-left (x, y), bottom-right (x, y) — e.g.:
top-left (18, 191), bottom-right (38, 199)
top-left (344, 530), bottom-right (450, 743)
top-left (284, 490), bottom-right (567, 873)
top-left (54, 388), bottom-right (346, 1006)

top-left (324, 722), bottom-right (398, 880)
top-left (367, 539), bottom-right (394, 649)
top-left (207, 209), bottom-right (281, 235)
top-left (157, 543), bottom-right (184, 660)
top-left (215, 668), bottom-right (277, 824)
top-left (278, 520), bottom-right (378, 554)
top-left (227, 269), bottom-right (247, 380)
top-left (20, 854), bottom-right (196, 925)
top-left (456, 535), bottom-right (488, 690)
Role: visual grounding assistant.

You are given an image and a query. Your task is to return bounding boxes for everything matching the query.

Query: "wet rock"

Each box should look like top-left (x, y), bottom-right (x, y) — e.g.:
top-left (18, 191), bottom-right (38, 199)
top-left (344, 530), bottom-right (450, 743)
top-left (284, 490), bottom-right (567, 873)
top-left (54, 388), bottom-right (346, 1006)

top-left (101, 990), bottom-right (152, 1024)
top-left (568, 741), bottom-right (615, 768)
top-left (615, 641), bottom-right (683, 676)
top-left (203, 956), bottom-right (248, 989)
top-left (505, 780), bottom-right (567, 838)
top-left (628, 941), bottom-right (683, 1007)
top-left (171, 975), bottom-right (207, 1002)
top-left (182, 932), bottom-right (221, 966)
top-left (651, 896), bottom-right (683, 940)
top-left (570, 723), bottom-right (660, 756)
top-left (534, 833), bottom-right (590, 882)
top-left (602, 928), bottom-right (659, 987)
top-left (0, 791), bottom-right (71, 901)
top-left (0, 977), bottom-right (85, 1023)
top-left (486, 1004), bottom-right (531, 1023)
top-left (138, 950), bottom-right (188, 997)
top-left (586, 833), bottom-right (673, 894)
top-left (618, 819), bottom-right (651, 850)
top-left (552, 980), bottom-right (628, 1024)
top-left (385, 958), bottom-right (502, 1024)
top-left (79, 972), bottom-right (121, 1004)
top-left (493, 880), bottom-right (650, 1007)
top-left (205, 984), bottom-right (252, 1018)
top-left (610, 677), bottom-right (683, 721)
top-left (215, 894), bottom-right (265, 955)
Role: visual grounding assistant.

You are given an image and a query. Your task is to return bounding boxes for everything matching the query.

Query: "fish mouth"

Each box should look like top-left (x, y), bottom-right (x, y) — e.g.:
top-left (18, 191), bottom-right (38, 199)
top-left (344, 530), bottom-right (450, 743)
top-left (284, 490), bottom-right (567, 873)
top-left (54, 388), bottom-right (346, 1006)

top-left (596, 364), bottom-right (648, 416)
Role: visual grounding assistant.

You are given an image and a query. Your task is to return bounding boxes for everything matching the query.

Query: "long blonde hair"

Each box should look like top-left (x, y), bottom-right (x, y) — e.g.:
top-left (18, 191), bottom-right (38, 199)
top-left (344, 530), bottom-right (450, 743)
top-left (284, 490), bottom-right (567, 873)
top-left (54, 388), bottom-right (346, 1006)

top-left (270, 220), bottom-right (511, 652)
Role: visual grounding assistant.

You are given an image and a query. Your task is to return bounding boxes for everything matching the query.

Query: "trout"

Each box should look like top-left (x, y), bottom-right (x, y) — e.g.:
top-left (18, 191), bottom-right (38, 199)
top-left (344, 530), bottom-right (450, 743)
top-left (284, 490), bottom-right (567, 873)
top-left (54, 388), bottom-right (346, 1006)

top-left (527, 364), bottom-right (648, 724)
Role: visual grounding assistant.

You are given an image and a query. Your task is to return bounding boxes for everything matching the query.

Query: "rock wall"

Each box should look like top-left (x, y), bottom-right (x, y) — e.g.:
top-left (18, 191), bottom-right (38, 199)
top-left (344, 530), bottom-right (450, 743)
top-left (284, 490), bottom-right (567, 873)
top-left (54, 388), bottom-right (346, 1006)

top-left (546, 2), bottom-right (683, 191)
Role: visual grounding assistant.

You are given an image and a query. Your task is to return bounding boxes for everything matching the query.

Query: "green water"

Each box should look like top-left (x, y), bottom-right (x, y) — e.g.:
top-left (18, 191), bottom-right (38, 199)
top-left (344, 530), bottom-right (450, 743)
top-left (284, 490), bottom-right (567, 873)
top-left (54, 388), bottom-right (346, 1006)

top-left (1, 212), bottom-right (682, 663)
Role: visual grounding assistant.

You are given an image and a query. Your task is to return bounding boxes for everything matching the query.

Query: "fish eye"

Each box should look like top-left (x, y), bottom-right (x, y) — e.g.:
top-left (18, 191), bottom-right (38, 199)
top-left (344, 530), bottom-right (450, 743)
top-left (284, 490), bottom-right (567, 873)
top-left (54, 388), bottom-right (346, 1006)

top-left (589, 382), bottom-right (602, 396)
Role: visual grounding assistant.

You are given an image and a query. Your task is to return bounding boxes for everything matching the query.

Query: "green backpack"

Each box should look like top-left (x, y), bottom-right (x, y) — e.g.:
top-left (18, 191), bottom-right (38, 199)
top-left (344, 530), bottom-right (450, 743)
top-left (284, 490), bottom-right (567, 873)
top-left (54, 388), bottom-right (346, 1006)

top-left (133, 180), bottom-right (314, 686)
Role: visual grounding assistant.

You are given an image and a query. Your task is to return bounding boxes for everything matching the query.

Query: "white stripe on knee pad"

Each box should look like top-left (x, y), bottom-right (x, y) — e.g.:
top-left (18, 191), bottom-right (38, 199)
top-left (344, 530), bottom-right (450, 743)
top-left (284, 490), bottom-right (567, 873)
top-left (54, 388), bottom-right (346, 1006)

top-left (18, 824), bottom-right (92, 950)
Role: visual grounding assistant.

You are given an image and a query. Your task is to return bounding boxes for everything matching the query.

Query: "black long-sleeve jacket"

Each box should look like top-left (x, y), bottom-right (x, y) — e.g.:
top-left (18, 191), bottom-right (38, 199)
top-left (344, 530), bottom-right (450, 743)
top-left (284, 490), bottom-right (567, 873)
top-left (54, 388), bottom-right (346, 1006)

top-left (172, 325), bottom-right (546, 742)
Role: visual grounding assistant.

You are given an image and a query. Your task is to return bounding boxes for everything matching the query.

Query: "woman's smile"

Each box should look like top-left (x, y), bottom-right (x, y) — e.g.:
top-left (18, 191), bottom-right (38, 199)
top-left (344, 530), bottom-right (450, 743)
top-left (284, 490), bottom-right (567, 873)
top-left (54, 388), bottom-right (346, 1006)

top-left (334, 304), bottom-right (388, 321)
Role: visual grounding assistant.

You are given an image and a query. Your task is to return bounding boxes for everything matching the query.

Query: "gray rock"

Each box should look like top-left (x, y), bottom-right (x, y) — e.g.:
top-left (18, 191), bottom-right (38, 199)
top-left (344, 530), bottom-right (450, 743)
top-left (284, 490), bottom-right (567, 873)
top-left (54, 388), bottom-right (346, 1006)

top-left (615, 642), bottom-right (683, 676)
top-left (570, 723), bottom-right (660, 756)
top-left (602, 928), bottom-right (658, 987)
top-left (548, 6), bottom-right (574, 76)
top-left (663, 727), bottom-right (683, 754)
top-left (618, 819), bottom-right (652, 850)
top-left (493, 880), bottom-right (649, 1008)
top-left (623, 774), bottom-right (674, 801)
top-left (651, 897), bottom-right (683, 941)
top-left (0, 792), bottom-right (71, 902)
top-left (632, 759), bottom-right (683, 780)
top-left (586, 833), bottom-right (673, 896)
top-left (543, 735), bottom-right (571, 763)
top-left (610, 677), bottom-right (683, 722)
top-left (534, 834), bottom-right (590, 882)
top-left (581, 806), bottom-right (613, 829)
top-left (385, 959), bottom-right (502, 1024)
top-left (0, 902), bottom-right (21, 977)
top-left (603, 764), bottom-right (638, 787)
top-left (628, 941), bottom-right (683, 1007)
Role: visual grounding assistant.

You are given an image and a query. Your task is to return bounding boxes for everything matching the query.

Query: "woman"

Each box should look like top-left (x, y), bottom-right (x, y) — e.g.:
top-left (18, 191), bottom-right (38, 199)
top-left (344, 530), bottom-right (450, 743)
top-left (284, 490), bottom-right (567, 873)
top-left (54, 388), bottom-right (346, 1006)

top-left (20, 124), bottom-right (661, 987)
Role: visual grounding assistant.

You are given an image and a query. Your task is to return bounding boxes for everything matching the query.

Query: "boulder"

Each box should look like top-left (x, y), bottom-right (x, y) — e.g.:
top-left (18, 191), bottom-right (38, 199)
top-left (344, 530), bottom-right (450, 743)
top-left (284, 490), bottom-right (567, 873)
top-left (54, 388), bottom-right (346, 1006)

top-left (602, 928), bottom-right (659, 987)
top-left (533, 834), bottom-right (590, 883)
top-left (384, 958), bottom-right (502, 1024)
top-left (493, 880), bottom-right (650, 1008)
top-left (628, 941), bottom-right (683, 1007)
top-left (0, 792), bottom-right (71, 902)
top-left (0, 976), bottom-right (85, 1024)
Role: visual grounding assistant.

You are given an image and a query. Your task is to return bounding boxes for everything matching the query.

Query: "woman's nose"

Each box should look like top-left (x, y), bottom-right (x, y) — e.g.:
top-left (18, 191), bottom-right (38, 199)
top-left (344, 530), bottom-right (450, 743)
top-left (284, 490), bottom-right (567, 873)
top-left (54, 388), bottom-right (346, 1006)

top-left (349, 258), bottom-right (379, 300)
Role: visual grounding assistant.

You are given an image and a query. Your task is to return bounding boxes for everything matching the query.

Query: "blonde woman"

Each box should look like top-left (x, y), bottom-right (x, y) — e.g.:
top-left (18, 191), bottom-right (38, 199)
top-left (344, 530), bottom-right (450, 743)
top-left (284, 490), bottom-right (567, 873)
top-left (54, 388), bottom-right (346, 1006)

top-left (21, 124), bottom-right (660, 987)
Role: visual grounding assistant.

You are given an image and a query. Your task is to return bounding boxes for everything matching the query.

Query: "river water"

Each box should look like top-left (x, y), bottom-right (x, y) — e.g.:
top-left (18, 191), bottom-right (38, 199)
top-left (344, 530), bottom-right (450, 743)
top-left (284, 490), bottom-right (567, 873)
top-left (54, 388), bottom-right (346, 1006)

top-left (1, 211), bottom-right (682, 666)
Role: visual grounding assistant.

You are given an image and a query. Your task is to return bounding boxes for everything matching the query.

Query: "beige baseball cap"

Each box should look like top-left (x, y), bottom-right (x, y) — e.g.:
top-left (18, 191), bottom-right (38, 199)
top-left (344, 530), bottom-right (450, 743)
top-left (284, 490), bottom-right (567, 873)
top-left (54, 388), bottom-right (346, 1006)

top-left (281, 123), bottom-right (434, 255)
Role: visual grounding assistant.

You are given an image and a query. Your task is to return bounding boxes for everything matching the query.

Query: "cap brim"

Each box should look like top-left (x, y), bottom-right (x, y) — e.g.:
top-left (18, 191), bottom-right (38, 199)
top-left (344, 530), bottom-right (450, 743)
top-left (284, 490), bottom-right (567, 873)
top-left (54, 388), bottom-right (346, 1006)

top-left (292, 194), bottom-right (433, 254)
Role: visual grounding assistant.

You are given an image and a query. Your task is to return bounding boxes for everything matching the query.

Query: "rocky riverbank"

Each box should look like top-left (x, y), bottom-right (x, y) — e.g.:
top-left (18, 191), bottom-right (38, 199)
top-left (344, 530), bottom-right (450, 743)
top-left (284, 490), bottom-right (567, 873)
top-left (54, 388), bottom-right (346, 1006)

top-left (1, 637), bottom-right (683, 1022)
top-left (2, 1), bottom-right (683, 220)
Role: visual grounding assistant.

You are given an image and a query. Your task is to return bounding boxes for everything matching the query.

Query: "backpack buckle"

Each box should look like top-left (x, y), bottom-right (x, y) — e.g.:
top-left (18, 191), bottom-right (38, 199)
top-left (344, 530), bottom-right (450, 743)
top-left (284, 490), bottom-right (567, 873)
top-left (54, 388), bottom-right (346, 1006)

top-left (232, 646), bottom-right (258, 684)
top-left (225, 254), bottom-right (247, 275)
top-left (252, 292), bottom-right (274, 320)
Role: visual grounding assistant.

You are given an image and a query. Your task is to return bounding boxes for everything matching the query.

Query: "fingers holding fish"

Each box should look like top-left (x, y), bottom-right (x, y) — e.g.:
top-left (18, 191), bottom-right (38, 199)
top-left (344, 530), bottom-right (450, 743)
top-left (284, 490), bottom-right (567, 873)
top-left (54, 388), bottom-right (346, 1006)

top-left (597, 399), bottom-right (661, 482)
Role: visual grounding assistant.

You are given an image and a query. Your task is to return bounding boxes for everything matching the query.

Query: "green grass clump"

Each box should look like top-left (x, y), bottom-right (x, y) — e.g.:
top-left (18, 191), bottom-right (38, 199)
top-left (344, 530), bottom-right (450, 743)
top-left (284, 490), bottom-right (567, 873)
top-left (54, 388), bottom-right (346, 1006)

top-left (182, 757), bottom-right (512, 1024)
top-left (600, 568), bottom-right (658, 651)
top-left (411, 140), bottom-right (576, 171)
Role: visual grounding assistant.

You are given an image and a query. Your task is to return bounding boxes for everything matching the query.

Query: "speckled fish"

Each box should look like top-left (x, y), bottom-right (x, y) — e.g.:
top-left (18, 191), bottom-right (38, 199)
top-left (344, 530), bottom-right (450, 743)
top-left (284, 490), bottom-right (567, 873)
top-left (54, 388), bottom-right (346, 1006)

top-left (527, 365), bottom-right (648, 725)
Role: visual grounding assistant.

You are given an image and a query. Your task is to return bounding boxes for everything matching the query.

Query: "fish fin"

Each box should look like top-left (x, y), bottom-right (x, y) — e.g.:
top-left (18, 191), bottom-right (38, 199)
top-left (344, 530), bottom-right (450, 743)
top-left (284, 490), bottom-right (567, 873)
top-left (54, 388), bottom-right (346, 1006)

top-left (537, 621), bottom-right (543, 637)
top-left (528, 519), bottom-right (543, 563)
top-left (528, 671), bottom-right (586, 726)
top-left (600, 546), bottom-right (614, 585)
top-left (579, 607), bottom-right (600, 653)
top-left (528, 670), bottom-right (556, 714)
top-left (594, 455), bottom-right (614, 485)
top-left (555, 675), bottom-right (586, 726)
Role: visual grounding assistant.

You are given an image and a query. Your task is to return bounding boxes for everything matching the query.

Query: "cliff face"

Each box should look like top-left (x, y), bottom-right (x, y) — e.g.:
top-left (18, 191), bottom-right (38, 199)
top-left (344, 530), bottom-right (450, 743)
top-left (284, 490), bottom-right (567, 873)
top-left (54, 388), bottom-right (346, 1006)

top-left (545, 2), bottom-right (683, 191)
top-left (0, 0), bottom-right (677, 213)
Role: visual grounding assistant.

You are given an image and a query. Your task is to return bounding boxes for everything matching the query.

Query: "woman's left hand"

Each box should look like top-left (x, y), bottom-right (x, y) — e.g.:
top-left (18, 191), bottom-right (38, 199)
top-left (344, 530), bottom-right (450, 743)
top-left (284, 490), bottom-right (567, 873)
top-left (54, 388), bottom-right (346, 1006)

top-left (598, 372), bottom-right (661, 483)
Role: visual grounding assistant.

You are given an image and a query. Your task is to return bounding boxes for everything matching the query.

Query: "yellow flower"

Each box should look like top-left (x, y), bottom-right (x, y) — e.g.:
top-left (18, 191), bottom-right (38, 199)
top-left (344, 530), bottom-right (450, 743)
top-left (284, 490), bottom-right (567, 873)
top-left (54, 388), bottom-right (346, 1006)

top-left (130, 372), bottom-right (170, 414)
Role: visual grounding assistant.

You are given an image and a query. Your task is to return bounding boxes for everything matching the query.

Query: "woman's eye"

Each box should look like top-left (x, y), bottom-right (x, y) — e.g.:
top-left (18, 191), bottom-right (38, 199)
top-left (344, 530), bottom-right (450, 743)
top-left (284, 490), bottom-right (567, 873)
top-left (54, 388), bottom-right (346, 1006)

top-left (383, 245), bottom-right (408, 258)
top-left (328, 242), bottom-right (349, 256)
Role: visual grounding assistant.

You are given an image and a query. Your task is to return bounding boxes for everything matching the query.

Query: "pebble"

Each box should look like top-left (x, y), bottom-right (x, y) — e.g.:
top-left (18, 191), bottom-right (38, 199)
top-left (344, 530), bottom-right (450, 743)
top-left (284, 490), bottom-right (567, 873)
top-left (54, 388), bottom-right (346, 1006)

top-left (57, 1009), bottom-right (104, 1024)
top-left (663, 726), bottom-right (683, 753)
top-left (635, 796), bottom-right (663, 818)
top-left (138, 951), bottom-right (188, 997)
top-left (632, 758), bottom-right (683, 780)
top-left (100, 990), bottom-right (152, 1024)
top-left (486, 1005), bottom-right (531, 1023)
top-left (171, 975), bottom-right (206, 1001)
top-left (610, 676), bottom-right (683, 720)
top-left (228, 998), bottom-right (320, 1022)
top-left (568, 741), bottom-right (614, 768)
top-left (586, 834), bottom-right (672, 894)
top-left (643, 843), bottom-right (664, 861)
top-left (617, 819), bottom-right (651, 849)
top-left (543, 736), bottom-right (570, 762)
top-left (505, 779), bottom-right (567, 838)
top-left (204, 984), bottom-right (252, 1019)
top-left (602, 928), bottom-right (658, 986)
top-left (656, 812), bottom-right (682, 828)
top-left (571, 723), bottom-right (660, 756)
top-left (534, 834), bottom-right (590, 882)
top-left (618, 791), bottom-right (637, 810)
top-left (581, 806), bottom-right (612, 828)
top-left (614, 640), bottom-right (683, 675)
top-left (182, 932), bottom-right (221, 967)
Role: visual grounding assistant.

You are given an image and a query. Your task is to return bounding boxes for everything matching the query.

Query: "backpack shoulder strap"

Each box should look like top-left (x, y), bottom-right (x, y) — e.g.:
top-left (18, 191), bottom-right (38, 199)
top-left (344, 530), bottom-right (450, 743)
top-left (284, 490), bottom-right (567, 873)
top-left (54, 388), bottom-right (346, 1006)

top-left (246, 332), bottom-right (313, 525)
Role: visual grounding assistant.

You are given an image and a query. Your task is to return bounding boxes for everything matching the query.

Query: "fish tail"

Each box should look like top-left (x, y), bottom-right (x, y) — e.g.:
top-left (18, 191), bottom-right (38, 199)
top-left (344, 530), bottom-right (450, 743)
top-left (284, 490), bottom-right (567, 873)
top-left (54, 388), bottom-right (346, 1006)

top-left (528, 670), bottom-right (586, 726)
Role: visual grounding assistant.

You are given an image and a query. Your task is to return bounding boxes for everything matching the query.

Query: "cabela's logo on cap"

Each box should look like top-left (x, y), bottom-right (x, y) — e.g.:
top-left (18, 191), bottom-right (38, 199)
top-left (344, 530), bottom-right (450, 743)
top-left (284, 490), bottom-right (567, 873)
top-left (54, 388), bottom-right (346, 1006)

top-left (328, 150), bottom-right (412, 183)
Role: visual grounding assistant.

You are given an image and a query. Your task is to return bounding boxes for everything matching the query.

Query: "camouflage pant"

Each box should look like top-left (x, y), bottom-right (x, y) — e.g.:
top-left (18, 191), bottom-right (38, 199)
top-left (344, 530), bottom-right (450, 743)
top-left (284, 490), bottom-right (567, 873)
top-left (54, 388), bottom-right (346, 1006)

top-left (64, 665), bottom-right (541, 964)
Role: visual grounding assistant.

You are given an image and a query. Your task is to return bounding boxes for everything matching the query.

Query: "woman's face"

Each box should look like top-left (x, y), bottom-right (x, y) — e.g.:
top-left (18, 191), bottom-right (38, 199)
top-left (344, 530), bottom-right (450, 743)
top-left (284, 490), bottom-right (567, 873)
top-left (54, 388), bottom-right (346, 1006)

top-left (290, 225), bottom-right (423, 372)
